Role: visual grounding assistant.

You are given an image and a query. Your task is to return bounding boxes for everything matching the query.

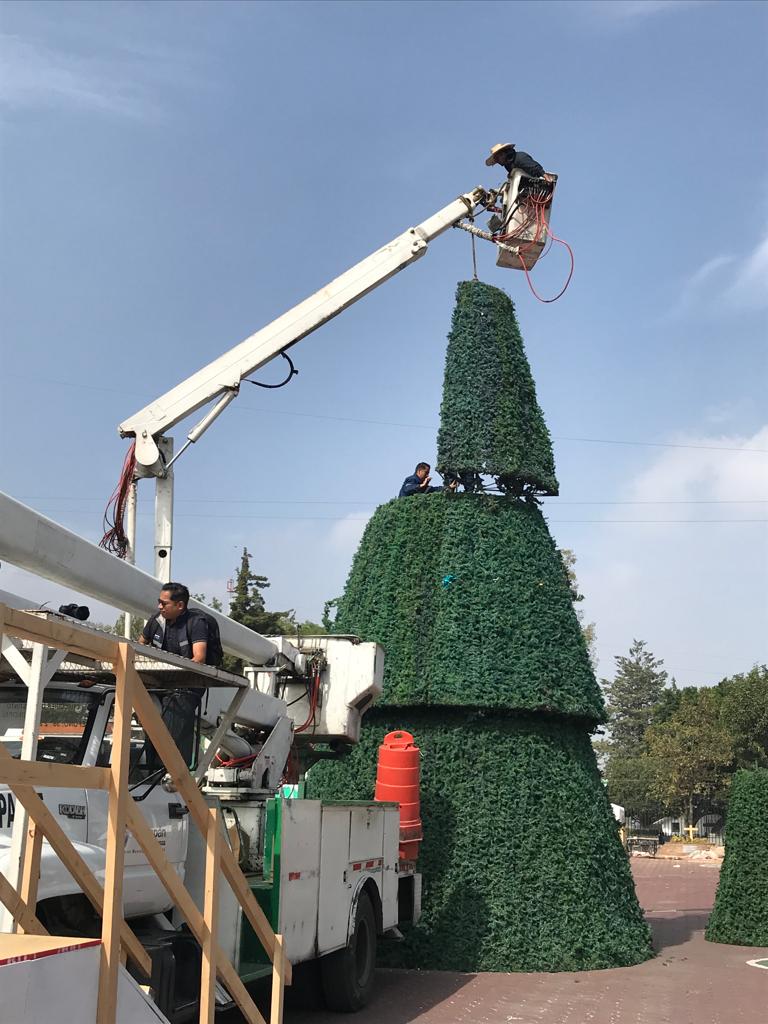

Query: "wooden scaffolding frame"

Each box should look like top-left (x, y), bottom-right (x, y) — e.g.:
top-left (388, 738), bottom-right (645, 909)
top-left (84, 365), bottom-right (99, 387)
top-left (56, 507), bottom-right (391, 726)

top-left (0, 604), bottom-right (289, 1024)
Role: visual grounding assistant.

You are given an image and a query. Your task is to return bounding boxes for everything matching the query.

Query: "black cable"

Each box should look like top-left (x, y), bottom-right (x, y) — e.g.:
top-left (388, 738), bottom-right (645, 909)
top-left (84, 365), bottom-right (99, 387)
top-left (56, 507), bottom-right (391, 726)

top-left (244, 351), bottom-right (298, 389)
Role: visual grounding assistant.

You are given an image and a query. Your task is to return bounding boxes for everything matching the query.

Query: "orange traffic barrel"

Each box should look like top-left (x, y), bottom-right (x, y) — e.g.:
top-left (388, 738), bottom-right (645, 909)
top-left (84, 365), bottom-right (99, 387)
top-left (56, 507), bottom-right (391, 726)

top-left (375, 730), bottom-right (422, 862)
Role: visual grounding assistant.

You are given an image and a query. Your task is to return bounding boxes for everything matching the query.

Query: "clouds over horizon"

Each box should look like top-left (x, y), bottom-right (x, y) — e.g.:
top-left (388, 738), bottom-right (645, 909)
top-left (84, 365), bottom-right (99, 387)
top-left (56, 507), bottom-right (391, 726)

top-left (0, 31), bottom-right (203, 118)
top-left (663, 230), bottom-right (768, 320)
top-left (576, 423), bottom-right (768, 684)
top-left (581, 0), bottom-right (707, 27)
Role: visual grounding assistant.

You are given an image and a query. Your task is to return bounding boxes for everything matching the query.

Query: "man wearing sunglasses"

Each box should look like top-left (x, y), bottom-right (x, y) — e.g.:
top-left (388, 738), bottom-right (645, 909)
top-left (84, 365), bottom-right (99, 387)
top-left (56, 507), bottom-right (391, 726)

top-left (139, 582), bottom-right (209, 663)
top-left (139, 582), bottom-right (210, 764)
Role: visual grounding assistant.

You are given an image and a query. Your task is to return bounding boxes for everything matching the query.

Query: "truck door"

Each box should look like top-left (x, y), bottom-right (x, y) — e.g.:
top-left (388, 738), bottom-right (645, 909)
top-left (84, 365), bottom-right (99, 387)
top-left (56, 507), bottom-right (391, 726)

top-left (86, 695), bottom-right (189, 919)
top-left (0, 690), bottom-right (90, 882)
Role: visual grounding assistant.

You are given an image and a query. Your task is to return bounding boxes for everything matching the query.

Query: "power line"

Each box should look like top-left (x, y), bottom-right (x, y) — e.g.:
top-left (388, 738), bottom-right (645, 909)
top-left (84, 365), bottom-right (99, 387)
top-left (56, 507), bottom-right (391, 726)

top-left (7, 372), bottom-right (767, 454)
top-left (33, 509), bottom-right (768, 525)
top-left (17, 495), bottom-right (768, 506)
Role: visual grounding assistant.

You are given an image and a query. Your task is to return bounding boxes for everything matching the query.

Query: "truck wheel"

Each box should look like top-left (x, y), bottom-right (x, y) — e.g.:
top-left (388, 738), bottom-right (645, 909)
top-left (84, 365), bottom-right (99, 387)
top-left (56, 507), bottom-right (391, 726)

top-left (321, 889), bottom-right (377, 1012)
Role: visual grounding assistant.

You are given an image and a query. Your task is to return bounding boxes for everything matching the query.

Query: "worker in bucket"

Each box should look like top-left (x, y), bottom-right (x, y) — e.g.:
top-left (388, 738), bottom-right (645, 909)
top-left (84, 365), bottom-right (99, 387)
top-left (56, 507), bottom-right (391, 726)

top-left (485, 142), bottom-right (545, 178)
top-left (399, 462), bottom-right (456, 497)
top-left (139, 582), bottom-right (215, 764)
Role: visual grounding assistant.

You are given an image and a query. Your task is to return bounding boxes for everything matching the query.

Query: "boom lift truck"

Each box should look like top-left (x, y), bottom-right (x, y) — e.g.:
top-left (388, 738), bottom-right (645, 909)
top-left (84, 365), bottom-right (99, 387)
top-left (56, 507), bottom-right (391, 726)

top-left (0, 152), bottom-right (558, 1022)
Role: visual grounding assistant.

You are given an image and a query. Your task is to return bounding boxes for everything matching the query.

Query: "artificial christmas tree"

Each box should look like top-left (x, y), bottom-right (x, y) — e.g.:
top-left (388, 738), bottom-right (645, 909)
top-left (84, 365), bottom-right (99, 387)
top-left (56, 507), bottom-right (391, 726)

top-left (308, 281), bottom-right (652, 971)
top-left (706, 769), bottom-right (768, 947)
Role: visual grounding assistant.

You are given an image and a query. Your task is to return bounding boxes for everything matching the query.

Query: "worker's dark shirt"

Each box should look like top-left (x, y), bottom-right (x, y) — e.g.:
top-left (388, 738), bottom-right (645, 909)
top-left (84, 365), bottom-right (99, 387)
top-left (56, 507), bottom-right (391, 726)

top-left (141, 610), bottom-right (207, 765)
top-left (399, 474), bottom-right (443, 497)
top-left (142, 609), bottom-right (208, 659)
top-left (501, 149), bottom-right (545, 178)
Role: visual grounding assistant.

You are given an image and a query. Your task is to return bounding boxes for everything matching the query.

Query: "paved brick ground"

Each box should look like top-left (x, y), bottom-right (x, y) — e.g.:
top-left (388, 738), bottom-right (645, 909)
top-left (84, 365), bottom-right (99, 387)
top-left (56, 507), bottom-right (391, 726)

top-left (273, 858), bottom-right (768, 1024)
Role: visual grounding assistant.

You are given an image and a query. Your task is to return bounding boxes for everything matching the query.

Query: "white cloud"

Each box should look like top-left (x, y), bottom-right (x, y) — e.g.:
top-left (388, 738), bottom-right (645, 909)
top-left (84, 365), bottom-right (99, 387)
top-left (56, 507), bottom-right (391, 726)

top-left (328, 510), bottom-right (373, 556)
top-left (627, 425), bottom-right (768, 504)
top-left (0, 32), bottom-right (206, 119)
top-left (570, 424), bottom-right (768, 684)
top-left (724, 233), bottom-right (768, 312)
top-left (663, 232), bottom-right (768, 320)
top-left (0, 34), bottom-right (150, 116)
top-left (582, 1), bottom-right (707, 25)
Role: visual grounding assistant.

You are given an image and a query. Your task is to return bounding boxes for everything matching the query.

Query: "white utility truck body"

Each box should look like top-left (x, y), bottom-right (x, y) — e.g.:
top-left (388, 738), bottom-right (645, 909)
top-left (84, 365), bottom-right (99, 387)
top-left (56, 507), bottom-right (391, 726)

top-left (0, 592), bottom-right (413, 1019)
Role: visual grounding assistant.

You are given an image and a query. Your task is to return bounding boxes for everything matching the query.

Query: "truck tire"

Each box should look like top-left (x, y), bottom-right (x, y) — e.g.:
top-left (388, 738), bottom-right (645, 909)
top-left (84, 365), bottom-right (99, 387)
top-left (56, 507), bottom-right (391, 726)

top-left (320, 889), bottom-right (377, 1012)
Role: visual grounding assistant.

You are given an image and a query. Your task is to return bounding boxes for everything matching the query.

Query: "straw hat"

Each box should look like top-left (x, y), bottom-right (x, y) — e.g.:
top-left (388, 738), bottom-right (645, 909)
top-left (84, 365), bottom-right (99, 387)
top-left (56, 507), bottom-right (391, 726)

top-left (485, 142), bottom-right (515, 167)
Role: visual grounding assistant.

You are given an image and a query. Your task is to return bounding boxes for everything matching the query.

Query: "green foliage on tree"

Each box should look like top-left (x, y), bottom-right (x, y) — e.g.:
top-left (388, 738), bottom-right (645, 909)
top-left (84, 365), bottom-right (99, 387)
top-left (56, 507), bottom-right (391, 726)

top-left (560, 548), bottom-right (597, 665)
top-left (276, 618), bottom-right (327, 637)
top-left (644, 687), bottom-right (735, 823)
top-left (717, 666), bottom-right (768, 771)
top-left (229, 548), bottom-right (292, 636)
top-left (706, 768), bottom-right (768, 946)
top-left (603, 751), bottom-right (658, 813)
top-left (436, 281), bottom-right (558, 494)
top-left (604, 664), bottom-right (768, 815)
top-left (600, 641), bottom-right (673, 811)
top-left (310, 282), bottom-right (651, 971)
top-left (309, 709), bottom-right (651, 971)
top-left (602, 640), bottom-right (670, 755)
top-left (333, 493), bottom-right (603, 719)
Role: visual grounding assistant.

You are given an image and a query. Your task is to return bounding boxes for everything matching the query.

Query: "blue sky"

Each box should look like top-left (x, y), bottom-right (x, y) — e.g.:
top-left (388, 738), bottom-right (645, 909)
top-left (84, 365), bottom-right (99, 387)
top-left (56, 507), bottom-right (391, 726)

top-left (1, 0), bottom-right (766, 687)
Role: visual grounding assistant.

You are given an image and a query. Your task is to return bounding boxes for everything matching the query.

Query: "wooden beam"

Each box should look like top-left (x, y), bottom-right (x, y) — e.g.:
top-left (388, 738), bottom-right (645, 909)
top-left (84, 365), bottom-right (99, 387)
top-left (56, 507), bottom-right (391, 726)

top-left (97, 643), bottom-right (134, 1024)
top-left (131, 680), bottom-right (292, 985)
top-left (270, 934), bottom-right (285, 1024)
top-left (0, 868), bottom-right (48, 936)
top-left (200, 807), bottom-right (221, 1024)
top-left (18, 820), bottom-right (43, 929)
top-left (0, 604), bottom-right (118, 662)
top-left (124, 801), bottom-right (266, 1024)
top-left (0, 748), bottom-right (151, 976)
top-left (0, 761), bottom-right (109, 790)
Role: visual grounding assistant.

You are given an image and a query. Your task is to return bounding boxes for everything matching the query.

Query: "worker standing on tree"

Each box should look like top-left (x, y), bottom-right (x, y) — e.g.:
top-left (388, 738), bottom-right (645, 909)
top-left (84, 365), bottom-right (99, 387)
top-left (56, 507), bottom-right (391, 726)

top-left (399, 462), bottom-right (455, 497)
top-left (139, 582), bottom-right (211, 764)
top-left (485, 142), bottom-right (545, 178)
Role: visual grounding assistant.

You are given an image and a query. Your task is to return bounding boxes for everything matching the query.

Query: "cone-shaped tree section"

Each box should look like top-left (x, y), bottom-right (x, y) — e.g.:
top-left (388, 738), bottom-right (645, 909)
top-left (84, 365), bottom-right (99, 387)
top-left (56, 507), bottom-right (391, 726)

top-left (309, 281), bottom-right (652, 971)
top-left (312, 709), bottom-right (651, 971)
top-left (333, 492), bottom-right (603, 719)
top-left (437, 281), bottom-right (558, 494)
top-left (706, 769), bottom-right (768, 947)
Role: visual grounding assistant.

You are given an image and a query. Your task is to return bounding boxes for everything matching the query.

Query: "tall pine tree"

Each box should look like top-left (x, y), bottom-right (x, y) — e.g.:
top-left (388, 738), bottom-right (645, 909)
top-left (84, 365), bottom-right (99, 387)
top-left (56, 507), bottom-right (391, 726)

top-left (229, 548), bottom-right (292, 636)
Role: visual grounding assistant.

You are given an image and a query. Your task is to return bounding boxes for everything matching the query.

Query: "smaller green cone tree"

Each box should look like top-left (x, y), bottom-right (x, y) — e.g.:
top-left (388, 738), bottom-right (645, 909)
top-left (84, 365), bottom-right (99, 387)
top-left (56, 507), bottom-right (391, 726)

top-left (436, 281), bottom-right (558, 495)
top-left (706, 769), bottom-right (768, 946)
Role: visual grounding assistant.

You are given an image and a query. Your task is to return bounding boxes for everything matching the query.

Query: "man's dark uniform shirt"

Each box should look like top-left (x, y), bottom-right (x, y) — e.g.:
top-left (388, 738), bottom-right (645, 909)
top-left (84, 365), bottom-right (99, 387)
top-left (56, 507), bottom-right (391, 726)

top-left (399, 474), bottom-right (443, 497)
top-left (500, 148), bottom-right (545, 178)
top-left (142, 610), bottom-right (208, 764)
top-left (142, 609), bottom-right (208, 658)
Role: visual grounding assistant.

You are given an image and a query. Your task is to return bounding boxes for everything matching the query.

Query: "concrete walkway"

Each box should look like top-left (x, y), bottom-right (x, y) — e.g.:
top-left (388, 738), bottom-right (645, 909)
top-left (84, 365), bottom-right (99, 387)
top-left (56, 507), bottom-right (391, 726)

top-left (282, 858), bottom-right (767, 1024)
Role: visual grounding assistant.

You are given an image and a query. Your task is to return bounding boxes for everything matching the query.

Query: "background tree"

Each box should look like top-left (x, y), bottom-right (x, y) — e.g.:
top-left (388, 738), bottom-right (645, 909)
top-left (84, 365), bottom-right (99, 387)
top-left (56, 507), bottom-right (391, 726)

top-left (718, 666), bottom-right (768, 770)
top-left (603, 640), bottom-right (670, 752)
top-left (645, 687), bottom-right (735, 826)
top-left (560, 548), bottom-right (597, 666)
top-left (229, 548), bottom-right (292, 636)
top-left (113, 613), bottom-right (146, 641)
top-left (275, 615), bottom-right (327, 636)
top-left (600, 640), bottom-right (672, 810)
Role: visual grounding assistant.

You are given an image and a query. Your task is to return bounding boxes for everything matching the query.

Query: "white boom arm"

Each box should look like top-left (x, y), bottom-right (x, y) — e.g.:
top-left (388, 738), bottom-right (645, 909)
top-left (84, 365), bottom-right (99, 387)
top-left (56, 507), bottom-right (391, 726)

top-left (119, 187), bottom-right (489, 473)
top-left (0, 491), bottom-right (278, 665)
